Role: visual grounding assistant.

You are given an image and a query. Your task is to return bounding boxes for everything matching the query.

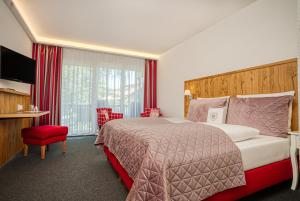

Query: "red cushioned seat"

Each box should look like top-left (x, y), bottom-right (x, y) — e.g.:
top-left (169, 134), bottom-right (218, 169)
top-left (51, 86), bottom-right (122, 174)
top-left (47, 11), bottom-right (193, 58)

top-left (22, 125), bottom-right (68, 140)
top-left (21, 125), bottom-right (68, 160)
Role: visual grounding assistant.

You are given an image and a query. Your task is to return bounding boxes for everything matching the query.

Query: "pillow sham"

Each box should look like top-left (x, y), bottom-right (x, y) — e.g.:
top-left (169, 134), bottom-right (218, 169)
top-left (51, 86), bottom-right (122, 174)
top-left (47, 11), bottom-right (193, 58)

top-left (188, 98), bottom-right (227, 122)
top-left (207, 107), bottom-right (227, 124)
top-left (203, 122), bottom-right (259, 142)
top-left (237, 91), bottom-right (294, 130)
top-left (101, 110), bottom-right (110, 120)
top-left (149, 108), bottom-right (160, 117)
top-left (198, 96), bottom-right (230, 110)
top-left (226, 96), bottom-right (292, 138)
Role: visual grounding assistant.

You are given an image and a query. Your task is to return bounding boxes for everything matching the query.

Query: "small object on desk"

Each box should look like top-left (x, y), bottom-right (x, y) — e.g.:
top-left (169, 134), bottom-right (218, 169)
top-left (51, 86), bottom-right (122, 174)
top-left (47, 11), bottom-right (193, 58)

top-left (30, 104), bottom-right (34, 111)
top-left (288, 131), bottom-right (300, 190)
top-left (34, 106), bottom-right (39, 112)
top-left (17, 104), bottom-right (23, 112)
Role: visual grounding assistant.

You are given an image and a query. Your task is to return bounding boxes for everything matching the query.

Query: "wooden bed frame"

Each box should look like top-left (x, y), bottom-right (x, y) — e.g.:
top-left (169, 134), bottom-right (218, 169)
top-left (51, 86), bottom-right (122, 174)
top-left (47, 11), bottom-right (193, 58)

top-left (103, 58), bottom-right (298, 201)
top-left (184, 58), bottom-right (298, 131)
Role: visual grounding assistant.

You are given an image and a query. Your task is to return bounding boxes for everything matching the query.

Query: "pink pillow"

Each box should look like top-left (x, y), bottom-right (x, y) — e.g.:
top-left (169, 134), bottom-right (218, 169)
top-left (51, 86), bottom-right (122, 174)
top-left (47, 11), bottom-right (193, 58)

top-left (227, 96), bottom-right (292, 138)
top-left (101, 110), bottom-right (110, 120)
top-left (188, 98), bottom-right (227, 122)
top-left (150, 108), bottom-right (160, 117)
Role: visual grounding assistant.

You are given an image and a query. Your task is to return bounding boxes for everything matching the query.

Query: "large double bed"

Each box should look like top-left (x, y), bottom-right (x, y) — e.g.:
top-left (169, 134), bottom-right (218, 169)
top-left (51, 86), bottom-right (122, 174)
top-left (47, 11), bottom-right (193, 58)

top-left (95, 59), bottom-right (298, 201)
top-left (95, 117), bottom-right (292, 201)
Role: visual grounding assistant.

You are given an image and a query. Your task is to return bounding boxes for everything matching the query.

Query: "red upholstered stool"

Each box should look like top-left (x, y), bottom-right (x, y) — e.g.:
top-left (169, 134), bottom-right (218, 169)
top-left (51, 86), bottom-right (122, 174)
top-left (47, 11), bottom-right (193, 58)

top-left (21, 125), bottom-right (68, 160)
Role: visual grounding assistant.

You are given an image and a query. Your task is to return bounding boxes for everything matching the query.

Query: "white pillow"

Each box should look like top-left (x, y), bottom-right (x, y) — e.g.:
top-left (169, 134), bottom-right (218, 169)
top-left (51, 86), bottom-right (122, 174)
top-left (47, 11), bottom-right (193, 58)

top-left (203, 123), bottom-right (259, 142)
top-left (236, 91), bottom-right (294, 130)
top-left (207, 107), bottom-right (227, 124)
top-left (197, 96), bottom-right (230, 100)
top-left (236, 91), bottom-right (294, 98)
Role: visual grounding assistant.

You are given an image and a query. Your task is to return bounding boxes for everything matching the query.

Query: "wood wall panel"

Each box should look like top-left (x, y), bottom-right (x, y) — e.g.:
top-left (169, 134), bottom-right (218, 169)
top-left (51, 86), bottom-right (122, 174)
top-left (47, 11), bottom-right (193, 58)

top-left (0, 91), bottom-right (31, 167)
top-left (184, 58), bottom-right (298, 131)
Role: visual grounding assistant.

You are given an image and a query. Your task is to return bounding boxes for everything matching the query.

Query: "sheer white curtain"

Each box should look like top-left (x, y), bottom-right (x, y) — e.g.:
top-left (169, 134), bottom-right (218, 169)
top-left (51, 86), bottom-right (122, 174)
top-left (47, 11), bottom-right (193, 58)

top-left (61, 48), bottom-right (144, 136)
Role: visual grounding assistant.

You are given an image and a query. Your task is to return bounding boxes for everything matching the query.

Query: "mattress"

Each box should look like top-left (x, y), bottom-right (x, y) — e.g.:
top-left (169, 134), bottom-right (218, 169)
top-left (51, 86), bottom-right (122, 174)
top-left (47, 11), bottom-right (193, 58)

top-left (236, 135), bottom-right (290, 170)
top-left (163, 118), bottom-right (290, 171)
top-left (162, 118), bottom-right (290, 171)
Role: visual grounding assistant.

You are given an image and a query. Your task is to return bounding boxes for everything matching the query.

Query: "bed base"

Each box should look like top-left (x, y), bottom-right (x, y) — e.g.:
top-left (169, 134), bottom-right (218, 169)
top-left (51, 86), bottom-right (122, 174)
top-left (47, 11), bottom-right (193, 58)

top-left (103, 146), bottom-right (292, 201)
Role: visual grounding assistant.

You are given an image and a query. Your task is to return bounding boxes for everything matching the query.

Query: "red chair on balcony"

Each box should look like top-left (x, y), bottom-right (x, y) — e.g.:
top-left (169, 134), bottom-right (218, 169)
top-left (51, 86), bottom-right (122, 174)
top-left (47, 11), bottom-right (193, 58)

top-left (96, 108), bottom-right (123, 128)
top-left (140, 108), bottom-right (161, 117)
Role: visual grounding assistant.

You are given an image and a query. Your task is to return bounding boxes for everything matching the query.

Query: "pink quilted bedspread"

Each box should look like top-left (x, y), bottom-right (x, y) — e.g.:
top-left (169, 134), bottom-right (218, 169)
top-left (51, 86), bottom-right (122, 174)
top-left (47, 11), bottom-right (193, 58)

top-left (95, 118), bottom-right (246, 201)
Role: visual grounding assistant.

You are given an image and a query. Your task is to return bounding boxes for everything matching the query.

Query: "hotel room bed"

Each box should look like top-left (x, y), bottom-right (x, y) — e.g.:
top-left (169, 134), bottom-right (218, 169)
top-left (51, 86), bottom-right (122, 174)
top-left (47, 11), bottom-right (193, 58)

top-left (95, 60), bottom-right (297, 201)
top-left (160, 118), bottom-right (291, 171)
top-left (95, 117), bottom-right (293, 201)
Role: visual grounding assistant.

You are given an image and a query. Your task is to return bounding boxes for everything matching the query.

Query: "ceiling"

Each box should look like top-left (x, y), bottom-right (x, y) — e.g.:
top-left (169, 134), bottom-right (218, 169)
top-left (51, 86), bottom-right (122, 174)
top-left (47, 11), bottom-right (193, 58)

top-left (10, 0), bottom-right (256, 58)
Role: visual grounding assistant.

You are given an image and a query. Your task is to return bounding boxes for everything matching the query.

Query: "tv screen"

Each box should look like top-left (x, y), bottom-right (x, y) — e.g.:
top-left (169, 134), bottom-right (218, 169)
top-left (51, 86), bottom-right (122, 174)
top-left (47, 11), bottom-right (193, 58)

top-left (0, 46), bottom-right (36, 84)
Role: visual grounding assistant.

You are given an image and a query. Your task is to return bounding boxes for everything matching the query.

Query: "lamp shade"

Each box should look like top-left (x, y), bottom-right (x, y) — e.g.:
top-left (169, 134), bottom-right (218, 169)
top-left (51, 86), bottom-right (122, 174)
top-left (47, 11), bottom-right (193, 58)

top-left (184, 90), bottom-right (191, 96)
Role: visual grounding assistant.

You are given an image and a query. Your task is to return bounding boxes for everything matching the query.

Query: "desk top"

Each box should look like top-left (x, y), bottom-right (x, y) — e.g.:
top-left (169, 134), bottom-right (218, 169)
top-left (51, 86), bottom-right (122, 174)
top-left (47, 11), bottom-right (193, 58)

top-left (0, 88), bottom-right (30, 96)
top-left (0, 111), bottom-right (50, 119)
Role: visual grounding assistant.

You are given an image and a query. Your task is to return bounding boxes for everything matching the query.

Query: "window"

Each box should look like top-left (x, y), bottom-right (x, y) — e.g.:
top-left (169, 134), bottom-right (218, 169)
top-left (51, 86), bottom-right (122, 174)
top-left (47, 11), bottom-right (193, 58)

top-left (61, 48), bottom-right (144, 136)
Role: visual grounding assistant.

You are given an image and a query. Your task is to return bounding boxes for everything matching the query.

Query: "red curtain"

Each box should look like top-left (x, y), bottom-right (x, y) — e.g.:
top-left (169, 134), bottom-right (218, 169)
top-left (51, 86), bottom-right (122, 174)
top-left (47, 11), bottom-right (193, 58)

top-left (144, 59), bottom-right (157, 110)
top-left (31, 43), bottom-right (63, 125)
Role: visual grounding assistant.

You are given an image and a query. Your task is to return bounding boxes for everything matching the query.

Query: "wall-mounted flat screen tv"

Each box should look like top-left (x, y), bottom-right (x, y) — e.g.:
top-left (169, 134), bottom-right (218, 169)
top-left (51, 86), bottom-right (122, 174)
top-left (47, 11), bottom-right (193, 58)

top-left (0, 46), bottom-right (36, 84)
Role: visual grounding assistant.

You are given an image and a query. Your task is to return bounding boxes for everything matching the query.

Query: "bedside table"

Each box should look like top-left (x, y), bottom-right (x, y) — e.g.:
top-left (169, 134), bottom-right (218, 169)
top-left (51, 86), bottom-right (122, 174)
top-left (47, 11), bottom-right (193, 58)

top-left (289, 131), bottom-right (300, 190)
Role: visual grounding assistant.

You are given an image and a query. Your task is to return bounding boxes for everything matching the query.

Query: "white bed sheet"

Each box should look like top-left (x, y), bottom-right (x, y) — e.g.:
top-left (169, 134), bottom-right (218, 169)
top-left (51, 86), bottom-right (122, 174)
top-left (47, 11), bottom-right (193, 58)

top-left (163, 117), bottom-right (191, 123)
top-left (236, 135), bottom-right (290, 171)
top-left (163, 118), bottom-right (290, 171)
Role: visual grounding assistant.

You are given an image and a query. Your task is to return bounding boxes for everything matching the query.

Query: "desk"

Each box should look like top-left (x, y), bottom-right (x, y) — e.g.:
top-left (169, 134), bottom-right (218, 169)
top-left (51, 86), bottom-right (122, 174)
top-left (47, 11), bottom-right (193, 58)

top-left (0, 89), bottom-right (49, 167)
top-left (0, 111), bottom-right (49, 119)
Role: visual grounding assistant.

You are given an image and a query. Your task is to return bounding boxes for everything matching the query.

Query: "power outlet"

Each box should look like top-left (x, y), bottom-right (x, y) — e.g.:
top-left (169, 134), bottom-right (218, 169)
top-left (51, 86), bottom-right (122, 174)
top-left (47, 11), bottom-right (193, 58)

top-left (17, 104), bottom-right (23, 111)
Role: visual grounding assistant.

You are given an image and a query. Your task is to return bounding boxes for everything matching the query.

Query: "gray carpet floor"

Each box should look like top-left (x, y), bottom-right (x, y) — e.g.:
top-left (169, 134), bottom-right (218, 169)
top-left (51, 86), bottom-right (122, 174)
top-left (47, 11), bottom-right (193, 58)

top-left (0, 136), bottom-right (299, 201)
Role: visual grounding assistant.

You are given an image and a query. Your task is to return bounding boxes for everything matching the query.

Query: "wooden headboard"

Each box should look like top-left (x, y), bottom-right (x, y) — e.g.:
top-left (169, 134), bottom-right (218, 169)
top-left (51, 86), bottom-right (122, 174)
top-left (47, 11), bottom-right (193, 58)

top-left (184, 58), bottom-right (298, 131)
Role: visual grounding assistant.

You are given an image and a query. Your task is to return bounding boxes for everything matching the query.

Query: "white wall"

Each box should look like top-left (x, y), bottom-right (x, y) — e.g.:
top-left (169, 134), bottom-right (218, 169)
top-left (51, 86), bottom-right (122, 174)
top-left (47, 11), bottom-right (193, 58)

top-left (0, 1), bottom-right (32, 94)
top-left (158, 0), bottom-right (297, 117)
